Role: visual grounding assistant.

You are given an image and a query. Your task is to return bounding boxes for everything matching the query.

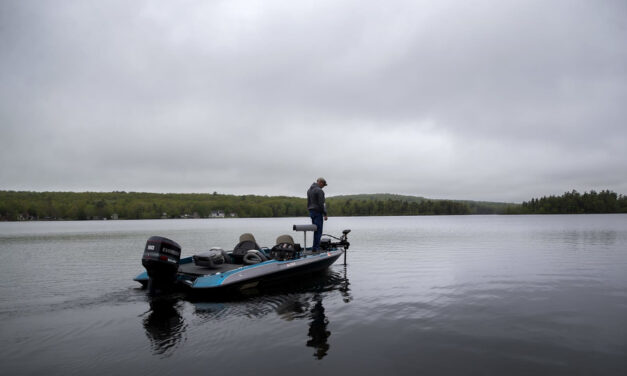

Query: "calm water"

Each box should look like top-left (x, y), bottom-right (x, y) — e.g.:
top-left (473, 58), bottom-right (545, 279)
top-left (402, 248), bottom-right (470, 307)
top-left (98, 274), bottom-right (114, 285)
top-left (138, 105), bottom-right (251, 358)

top-left (1, 215), bottom-right (626, 375)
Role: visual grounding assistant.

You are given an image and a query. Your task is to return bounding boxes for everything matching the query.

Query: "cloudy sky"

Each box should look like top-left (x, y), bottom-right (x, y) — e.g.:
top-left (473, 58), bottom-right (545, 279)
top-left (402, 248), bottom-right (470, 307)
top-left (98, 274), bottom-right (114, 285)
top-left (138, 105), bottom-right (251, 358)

top-left (1, 0), bottom-right (626, 202)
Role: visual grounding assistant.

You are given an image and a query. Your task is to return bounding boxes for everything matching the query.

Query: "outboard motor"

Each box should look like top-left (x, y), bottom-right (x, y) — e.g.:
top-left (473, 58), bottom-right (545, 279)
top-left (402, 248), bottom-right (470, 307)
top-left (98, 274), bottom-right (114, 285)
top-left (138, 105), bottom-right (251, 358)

top-left (142, 236), bottom-right (182, 292)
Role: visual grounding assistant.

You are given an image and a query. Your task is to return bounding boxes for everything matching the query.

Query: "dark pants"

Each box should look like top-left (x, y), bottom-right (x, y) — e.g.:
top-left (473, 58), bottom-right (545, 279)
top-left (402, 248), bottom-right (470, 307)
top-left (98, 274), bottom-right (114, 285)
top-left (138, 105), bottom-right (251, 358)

top-left (309, 210), bottom-right (323, 250)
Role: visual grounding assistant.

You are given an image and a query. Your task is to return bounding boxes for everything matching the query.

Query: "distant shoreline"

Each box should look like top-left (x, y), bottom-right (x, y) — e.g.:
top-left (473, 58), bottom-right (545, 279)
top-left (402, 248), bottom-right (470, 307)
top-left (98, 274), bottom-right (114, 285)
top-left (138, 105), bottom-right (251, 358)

top-left (5, 213), bottom-right (627, 224)
top-left (1, 190), bottom-right (625, 221)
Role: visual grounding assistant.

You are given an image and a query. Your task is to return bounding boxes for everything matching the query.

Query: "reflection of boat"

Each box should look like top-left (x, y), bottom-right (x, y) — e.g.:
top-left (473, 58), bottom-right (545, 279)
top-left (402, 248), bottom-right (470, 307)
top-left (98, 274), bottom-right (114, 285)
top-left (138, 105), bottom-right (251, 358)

top-left (134, 225), bottom-right (350, 296)
top-left (142, 297), bottom-right (187, 357)
top-left (194, 292), bottom-right (335, 359)
top-left (140, 267), bottom-right (351, 360)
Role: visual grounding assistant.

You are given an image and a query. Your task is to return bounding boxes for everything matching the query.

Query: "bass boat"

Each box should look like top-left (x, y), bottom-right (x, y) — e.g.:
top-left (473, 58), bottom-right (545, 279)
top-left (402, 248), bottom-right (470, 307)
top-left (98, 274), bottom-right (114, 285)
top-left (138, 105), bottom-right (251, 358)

top-left (134, 224), bottom-right (351, 295)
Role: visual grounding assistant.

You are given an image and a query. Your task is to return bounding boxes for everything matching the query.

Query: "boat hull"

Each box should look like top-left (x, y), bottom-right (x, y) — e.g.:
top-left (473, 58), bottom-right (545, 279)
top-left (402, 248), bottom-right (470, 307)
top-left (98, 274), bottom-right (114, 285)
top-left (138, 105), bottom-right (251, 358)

top-left (134, 249), bottom-right (344, 294)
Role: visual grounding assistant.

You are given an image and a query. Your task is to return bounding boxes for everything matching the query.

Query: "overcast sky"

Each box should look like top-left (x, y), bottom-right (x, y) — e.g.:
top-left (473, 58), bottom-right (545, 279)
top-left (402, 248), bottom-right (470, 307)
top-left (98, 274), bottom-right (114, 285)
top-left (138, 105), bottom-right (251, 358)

top-left (1, 0), bottom-right (626, 202)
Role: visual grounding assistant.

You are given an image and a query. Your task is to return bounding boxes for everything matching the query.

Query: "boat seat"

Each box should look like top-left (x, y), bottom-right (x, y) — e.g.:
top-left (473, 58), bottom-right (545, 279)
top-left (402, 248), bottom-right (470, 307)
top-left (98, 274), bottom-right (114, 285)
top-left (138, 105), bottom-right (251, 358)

top-left (270, 234), bottom-right (300, 261)
top-left (232, 233), bottom-right (261, 263)
top-left (239, 233), bottom-right (258, 245)
top-left (275, 234), bottom-right (294, 245)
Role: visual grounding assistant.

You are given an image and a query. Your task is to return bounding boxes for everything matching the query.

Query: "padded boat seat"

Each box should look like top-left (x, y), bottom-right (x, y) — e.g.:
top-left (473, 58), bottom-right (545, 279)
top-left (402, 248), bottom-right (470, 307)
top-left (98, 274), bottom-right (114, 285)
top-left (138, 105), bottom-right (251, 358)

top-left (270, 234), bottom-right (300, 261)
top-left (275, 234), bottom-right (295, 245)
top-left (232, 233), bottom-right (261, 262)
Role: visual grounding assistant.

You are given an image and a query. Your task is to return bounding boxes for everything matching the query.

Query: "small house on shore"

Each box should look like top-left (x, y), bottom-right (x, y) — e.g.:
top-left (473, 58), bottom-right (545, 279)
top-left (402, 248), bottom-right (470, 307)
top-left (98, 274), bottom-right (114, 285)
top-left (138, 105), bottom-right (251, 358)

top-left (210, 210), bottom-right (225, 218)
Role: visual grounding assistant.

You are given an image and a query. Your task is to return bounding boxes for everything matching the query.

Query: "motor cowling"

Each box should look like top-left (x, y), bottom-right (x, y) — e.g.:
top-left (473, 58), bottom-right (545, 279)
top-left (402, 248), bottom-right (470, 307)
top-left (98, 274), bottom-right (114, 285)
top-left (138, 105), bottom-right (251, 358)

top-left (142, 236), bottom-right (181, 284)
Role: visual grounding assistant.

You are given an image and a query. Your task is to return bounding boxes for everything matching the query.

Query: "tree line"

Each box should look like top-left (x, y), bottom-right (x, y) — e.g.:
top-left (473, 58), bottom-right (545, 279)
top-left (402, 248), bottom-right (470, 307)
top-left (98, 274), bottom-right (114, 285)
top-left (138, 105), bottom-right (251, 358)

top-left (1, 189), bottom-right (625, 221)
top-left (515, 190), bottom-right (627, 214)
top-left (0, 191), bottom-right (308, 220)
top-left (326, 196), bottom-right (472, 216)
top-left (0, 191), bottom-right (474, 220)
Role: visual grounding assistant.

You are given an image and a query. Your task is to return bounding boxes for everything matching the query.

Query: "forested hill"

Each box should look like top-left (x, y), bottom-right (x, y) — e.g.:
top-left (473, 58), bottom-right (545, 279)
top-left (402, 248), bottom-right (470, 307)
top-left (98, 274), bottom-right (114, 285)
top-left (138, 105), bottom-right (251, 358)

top-left (0, 191), bottom-right (305, 221)
top-left (327, 194), bottom-right (514, 215)
top-left (331, 193), bottom-right (428, 202)
top-left (1, 190), bottom-right (625, 221)
top-left (0, 191), bottom-right (506, 220)
top-left (516, 190), bottom-right (627, 214)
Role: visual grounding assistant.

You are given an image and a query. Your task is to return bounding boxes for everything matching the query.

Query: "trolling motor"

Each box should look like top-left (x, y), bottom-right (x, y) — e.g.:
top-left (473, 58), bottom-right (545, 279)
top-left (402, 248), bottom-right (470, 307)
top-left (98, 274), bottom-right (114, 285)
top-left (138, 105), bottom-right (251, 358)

top-left (320, 229), bottom-right (351, 264)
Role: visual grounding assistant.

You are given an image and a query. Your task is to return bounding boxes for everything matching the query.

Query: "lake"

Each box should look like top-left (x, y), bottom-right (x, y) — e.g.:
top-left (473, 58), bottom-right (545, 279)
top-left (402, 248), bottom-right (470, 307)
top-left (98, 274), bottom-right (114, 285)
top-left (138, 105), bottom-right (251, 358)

top-left (1, 215), bottom-right (626, 375)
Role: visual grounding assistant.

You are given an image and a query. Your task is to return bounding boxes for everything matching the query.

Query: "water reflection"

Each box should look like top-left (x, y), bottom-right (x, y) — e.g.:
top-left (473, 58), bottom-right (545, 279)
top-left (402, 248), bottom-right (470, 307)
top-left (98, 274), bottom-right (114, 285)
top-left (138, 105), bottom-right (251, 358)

top-left (306, 295), bottom-right (331, 359)
top-left (141, 268), bottom-right (351, 359)
top-left (337, 265), bottom-right (352, 303)
top-left (273, 293), bottom-right (331, 358)
top-left (142, 297), bottom-right (187, 357)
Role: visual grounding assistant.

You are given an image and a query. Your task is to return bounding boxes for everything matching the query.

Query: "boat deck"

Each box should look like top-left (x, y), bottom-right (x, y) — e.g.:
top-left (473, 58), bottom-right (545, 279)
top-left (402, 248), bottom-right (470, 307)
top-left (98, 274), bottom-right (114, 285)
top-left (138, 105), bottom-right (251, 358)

top-left (177, 250), bottom-right (326, 277)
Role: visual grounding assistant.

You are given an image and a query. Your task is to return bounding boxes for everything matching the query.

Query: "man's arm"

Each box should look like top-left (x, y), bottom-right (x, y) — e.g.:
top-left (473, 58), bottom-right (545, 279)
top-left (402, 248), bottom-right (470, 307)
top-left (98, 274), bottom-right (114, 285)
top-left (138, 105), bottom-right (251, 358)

top-left (320, 191), bottom-right (328, 219)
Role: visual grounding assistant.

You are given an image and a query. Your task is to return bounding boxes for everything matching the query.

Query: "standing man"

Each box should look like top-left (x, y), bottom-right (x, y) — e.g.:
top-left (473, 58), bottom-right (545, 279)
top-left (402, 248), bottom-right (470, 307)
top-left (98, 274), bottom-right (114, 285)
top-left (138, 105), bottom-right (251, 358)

top-left (307, 177), bottom-right (328, 251)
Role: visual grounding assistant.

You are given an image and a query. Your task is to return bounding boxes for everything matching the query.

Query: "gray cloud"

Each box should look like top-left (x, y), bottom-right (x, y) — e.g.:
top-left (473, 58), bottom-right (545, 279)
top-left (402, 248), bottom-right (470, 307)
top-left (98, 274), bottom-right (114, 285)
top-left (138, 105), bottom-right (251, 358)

top-left (1, 0), bottom-right (626, 202)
